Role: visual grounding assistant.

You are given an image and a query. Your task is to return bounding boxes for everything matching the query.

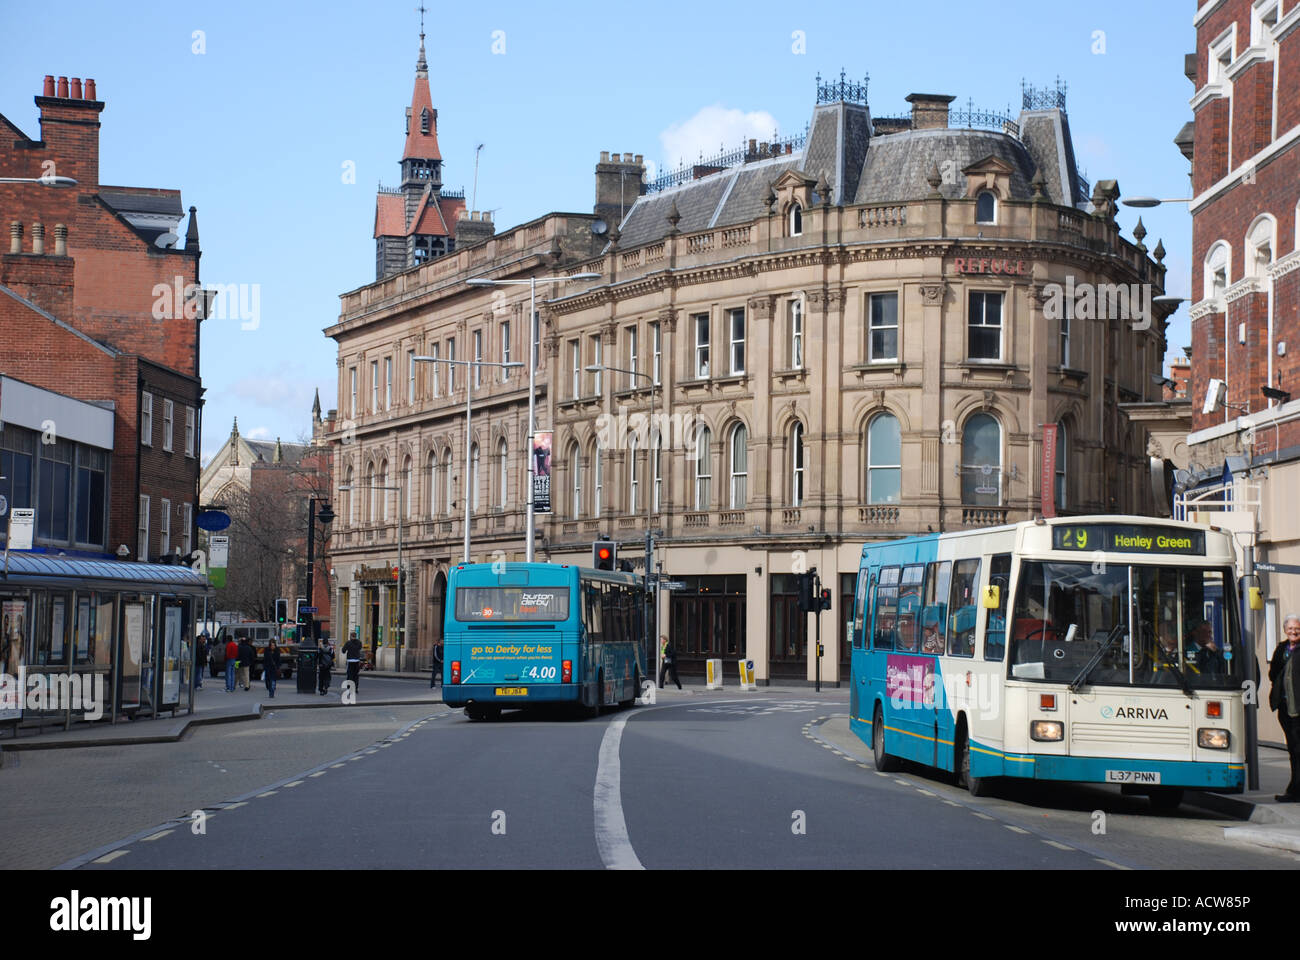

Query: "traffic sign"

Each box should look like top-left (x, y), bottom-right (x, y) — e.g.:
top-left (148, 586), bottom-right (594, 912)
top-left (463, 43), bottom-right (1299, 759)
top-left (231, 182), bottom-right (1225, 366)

top-left (300, 606), bottom-right (318, 614)
top-left (197, 510), bottom-right (232, 531)
top-left (660, 580), bottom-right (687, 591)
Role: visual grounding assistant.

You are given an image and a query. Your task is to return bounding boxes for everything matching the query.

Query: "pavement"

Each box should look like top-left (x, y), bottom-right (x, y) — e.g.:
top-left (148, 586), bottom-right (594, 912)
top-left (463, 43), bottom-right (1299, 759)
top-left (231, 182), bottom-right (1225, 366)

top-left (4, 672), bottom-right (1298, 857)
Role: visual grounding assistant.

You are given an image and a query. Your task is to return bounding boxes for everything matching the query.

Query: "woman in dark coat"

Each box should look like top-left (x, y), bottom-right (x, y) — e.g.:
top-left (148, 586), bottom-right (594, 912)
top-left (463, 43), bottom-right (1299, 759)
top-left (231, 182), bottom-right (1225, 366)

top-left (264, 641), bottom-right (282, 698)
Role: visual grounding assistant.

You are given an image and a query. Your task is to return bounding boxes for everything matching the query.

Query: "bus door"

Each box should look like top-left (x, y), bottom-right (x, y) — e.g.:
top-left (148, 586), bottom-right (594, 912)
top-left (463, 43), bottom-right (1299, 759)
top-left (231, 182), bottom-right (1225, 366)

top-left (850, 566), bottom-right (872, 723)
top-left (877, 564), bottom-right (936, 765)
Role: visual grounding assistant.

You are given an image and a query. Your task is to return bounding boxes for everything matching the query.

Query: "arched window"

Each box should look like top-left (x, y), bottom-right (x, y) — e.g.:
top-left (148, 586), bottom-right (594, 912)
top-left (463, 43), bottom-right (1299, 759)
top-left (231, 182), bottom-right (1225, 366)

top-left (628, 435), bottom-right (639, 513)
top-left (789, 202), bottom-right (803, 237)
top-left (791, 422), bottom-right (806, 507)
top-left (976, 191), bottom-right (997, 224)
top-left (443, 450), bottom-right (453, 514)
top-left (496, 439), bottom-right (508, 508)
top-left (470, 443), bottom-right (480, 514)
top-left (729, 424), bottom-right (748, 509)
top-left (345, 465), bottom-right (354, 524)
top-left (400, 456), bottom-right (411, 519)
top-left (570, 442), bottom-right (583, 519)
top-left (1054, 422), bottom-right (1068, 512)
top-left (427, 453), bottom-right (438, 516)
top-left (593, 442), bottom-right (603, 517)
top-left (694, 427), bottom-right (712, 510)
top-left (961, 414), bottom-right (1002, 506)
top-left (1204, 241), bottom-right (1231, 301)
top-left (365, 463), bottom-right (376, 523)
top-left (378, 460), bottom-right (389, 521)
top-left (866, 413), bottom-right (901, 504)
top-left (1246, 216), bottom-right (1276, 277)
top-left (652, 433), bottom-right (663, 514)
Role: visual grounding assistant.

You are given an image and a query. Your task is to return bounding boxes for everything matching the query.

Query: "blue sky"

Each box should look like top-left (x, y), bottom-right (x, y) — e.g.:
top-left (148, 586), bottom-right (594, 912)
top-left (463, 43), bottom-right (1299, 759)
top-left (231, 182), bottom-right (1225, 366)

top-left (1, 0), bottom-right (1196, 463)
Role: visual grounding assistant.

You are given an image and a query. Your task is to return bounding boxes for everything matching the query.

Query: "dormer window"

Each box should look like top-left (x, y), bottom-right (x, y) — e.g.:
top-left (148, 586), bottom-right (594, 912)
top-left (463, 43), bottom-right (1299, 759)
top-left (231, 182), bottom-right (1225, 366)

top-left (976, 191), bottom-right (997, 224)
top-left (420, 108), bottom-right (431, 134)
top-left (789, 202), bottom-right (803, 237)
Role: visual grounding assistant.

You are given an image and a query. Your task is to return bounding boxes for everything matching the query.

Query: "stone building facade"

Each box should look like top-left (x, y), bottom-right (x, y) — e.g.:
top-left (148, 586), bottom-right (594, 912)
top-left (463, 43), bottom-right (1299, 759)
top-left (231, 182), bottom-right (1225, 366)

top-left (327, 78), bottom-right (1170, 681)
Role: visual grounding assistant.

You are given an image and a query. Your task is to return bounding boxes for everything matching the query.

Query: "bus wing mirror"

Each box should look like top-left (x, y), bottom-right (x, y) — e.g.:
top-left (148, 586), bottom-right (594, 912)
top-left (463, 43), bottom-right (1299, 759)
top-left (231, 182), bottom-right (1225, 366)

top-left (982, 585), bottom-right (1000, 610)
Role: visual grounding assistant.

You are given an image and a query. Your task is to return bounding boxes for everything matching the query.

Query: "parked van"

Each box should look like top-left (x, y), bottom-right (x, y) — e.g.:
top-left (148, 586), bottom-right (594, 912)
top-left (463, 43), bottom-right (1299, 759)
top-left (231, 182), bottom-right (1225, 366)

top-left (209, 623), bottom-right (299, 680)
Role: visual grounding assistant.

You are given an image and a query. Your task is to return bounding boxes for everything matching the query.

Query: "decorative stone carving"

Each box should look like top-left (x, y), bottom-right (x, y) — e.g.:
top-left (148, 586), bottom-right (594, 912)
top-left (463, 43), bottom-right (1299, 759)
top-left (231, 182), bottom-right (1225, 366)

top-left (982, 390), bottom-right (995, 411)
top-left (919, 283), bottom-right (946, 305)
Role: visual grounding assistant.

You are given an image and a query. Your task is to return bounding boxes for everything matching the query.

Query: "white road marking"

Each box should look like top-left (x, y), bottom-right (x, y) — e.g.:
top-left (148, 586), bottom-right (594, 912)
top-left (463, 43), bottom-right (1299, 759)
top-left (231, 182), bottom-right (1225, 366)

top-left (284, 780), bottom-right (304, 788)
top-left (973, 812), bottom-right (994, 820)
top-left (1004, 825), bottom-right (1030, 834)
top-left (1044, 840), bottom-right (1074, 851)
top-left (1095, 858), bottom-right (1130, 870)
top-left (257, 791), bottom-right (277, 798)
top-left (224, 802), bottom-right (247, 810)
top-left (593, 714), bottom-right (644, 870)
top-left (142, 830), bottom-right (173, 842)
top-left (916, 789), bottom-right (936, 797)
top-left (93, 850), bottom-right (129, 863)
top-left (309, 771), bottom-right (326, 778)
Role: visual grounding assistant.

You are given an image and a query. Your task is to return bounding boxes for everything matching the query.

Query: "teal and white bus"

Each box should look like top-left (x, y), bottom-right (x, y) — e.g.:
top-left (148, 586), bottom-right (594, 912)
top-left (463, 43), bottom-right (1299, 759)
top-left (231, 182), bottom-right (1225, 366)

top-left (443, 562), bottom-right (647, 720)
top-left (850, 516), bottom-right (1249, 809)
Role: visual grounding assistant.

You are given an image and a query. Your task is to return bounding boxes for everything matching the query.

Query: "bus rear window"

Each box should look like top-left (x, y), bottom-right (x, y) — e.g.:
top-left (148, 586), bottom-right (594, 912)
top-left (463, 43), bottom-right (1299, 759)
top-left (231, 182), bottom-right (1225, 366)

top-left (455, 587), bottom-right (570, 622)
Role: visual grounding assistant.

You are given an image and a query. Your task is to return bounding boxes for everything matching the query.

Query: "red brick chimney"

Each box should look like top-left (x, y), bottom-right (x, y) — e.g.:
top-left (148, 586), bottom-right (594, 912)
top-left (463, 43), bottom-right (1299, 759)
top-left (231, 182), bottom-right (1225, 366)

top-left (36, 73), bottom-right (105, 189)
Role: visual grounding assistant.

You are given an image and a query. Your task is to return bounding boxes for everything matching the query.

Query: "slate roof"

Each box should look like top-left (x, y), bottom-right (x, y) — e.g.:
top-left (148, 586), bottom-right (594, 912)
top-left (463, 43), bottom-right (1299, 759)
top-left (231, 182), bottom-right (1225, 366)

top-left (98, 186), bottom-right (184, 218)
top-left (853, 127), bottom-right (1039, 204)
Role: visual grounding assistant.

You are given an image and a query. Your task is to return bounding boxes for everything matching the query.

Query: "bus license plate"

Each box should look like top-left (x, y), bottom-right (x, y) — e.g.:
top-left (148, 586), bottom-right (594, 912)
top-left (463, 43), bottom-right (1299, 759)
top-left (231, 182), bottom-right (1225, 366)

top-left (495, 687), bottom-right (528, 696)
top-left (1106, 770), bottom-right (1161, 784)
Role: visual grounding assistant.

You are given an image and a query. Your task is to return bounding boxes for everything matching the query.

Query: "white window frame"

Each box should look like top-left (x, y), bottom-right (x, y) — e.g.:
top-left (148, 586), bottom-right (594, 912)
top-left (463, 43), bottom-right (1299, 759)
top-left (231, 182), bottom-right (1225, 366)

top-left (138, 494), bottom-right (150, 561)
top-left (789, 202), bottom-right (803, 237)
top-left (181, 502), bottom-right (192, 555)
top-left (652, 435), bottom-right (662, 513)
top-left (626, 325), bottom-right (638, 389)
top-left (501, 321), bottom-right (511, 382)
top-left (570, 340), bottom-right (581, 399)
top-left (590, 336), bottom-right (603, 394)
top-left (474, 331), bottom-right (483, 388)
top-left (402, 456), bottom-right (412, 519)
top-left (694, 427), bottom-right (712, 510)
top-left (628, 435), bottom-right (639, 513)
top-left (379, 462), bottom-right (390, 521)
top-left (140, 392), bottom-right (153, 447)
top-left (975, 191), bottom-right (997, 224)
top-left (791, 422), bottom-right (805, 507)
top-left (694, 313), bottom-right (710, 379)
top-left (728, 308), bottom-right (745, 375)
top-left (497, 439), bottom-right (508, 507)
top-left (160, 498), bottom-right (171, 556)
top-left (593, 442), bottom-right (603, 517)
top-left (350, 367), bottom-right (357, 417)
top-left (967, 291), bottom-right (1004, 363)
top-left (444, 451), bottom-right (454, 514)
top-left (428, 454), bottom-right (438, 516)
top-left (571, 443), bottom-right (583, 519)
top-left (162, 399), bottom-right (173, 452)
top-left (1060, 313), bottom-right (1071, 368)
top-left (185, 406), bottom-right (196, 457)
top-left (1054, 422), bottom-right (1068, 512)
top-left (729, 424), bottom-right (747, 509)
top-left (869, 292), bottom-right (900, 363)
top-left (651, 320), bottom-right (662, 385)
top-left (385, 357), bottom-right (393, 410)
top-left (370, 360), bottom-right (379, 412)
top-left (789, 298), bottom-right (803, 369)
top-left (866, 413), bottom-right (901, 505)
top-left (408, 349), bottom-right (416, 404)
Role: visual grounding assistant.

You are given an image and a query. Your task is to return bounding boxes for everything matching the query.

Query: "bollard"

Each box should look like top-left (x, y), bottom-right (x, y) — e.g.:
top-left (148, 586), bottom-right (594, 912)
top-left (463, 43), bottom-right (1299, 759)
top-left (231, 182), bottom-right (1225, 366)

top-left (738, 658), bottom-right (757, 691)
top-left (705, 658), bottom-right (723, 690)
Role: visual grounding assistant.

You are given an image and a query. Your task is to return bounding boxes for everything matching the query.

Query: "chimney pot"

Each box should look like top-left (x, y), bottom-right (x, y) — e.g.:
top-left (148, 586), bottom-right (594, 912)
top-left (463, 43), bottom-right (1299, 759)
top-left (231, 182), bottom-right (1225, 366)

top-left (43, 75), bottom-right (55, 97)
top-left (70, 78), bottom-right (83, 99)
top-left (634, 154), bottom-right (643, 164)
top-left (54, 223), bottom-right (68, 256)
top-left (85, 78), bottom-right (96, 100)
top-left (10, 221), bottom-right (23, 255)
top-left (484, 211), bottom-right (492, 222)
top-left (622, 152), bottom-right (633, 163)
top-left (600, 151), bottom-right (610, 162)
top-left (32, 222), bottom-right (45, 255)
top-left (57, 77), bottom-right (69, 98)
top-left (748, 139), bottom-right (757, 154)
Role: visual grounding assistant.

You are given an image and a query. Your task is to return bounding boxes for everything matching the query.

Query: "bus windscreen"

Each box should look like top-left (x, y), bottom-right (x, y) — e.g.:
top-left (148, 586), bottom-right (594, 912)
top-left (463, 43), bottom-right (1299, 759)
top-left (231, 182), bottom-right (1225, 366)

top-left (455, 586), bottom-right (570, 622)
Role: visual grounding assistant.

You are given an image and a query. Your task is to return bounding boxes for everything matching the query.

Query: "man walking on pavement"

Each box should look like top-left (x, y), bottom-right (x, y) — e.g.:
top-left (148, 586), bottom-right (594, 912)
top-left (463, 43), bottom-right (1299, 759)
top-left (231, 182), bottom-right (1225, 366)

top-left (343, 630), bottom-right (363, 692)
top-left (658, 634), bottom-right (681, 689)
top-left (318, 640), bottom-right (334, 696)
top-left (195, 632), bottom-right (208, 689)
top-left (237, 635), bottom-right (255, 691)
top-left (225, 634), bottom-right (239, 693)
top-left (1269, 613), bottom-right (1300, 802)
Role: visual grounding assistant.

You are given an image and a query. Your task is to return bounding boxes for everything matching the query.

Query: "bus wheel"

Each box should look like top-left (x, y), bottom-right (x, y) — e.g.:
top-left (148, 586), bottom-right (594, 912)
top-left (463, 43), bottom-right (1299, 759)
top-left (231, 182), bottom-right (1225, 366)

top-left (872, 705), bottom-right (900, 772)
top-left (957, 729), bottom-right (991, 797)
top-left (466, 705), bottom-right (484, 721)
top-left (620, 670), bottom-right (639, 708)
top-left (1148, 787), bottom-right (1184, 812)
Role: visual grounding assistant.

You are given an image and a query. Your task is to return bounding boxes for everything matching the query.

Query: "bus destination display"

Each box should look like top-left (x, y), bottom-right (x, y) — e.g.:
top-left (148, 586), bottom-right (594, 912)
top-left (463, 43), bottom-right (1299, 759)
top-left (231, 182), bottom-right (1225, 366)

top-left (1053, 524), bottom-right (1205, 555)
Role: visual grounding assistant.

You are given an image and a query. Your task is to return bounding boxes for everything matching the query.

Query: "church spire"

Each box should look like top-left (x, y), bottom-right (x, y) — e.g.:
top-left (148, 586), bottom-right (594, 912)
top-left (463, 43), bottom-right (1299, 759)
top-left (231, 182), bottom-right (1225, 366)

top-left (415, 3), bottom-right (428, 78)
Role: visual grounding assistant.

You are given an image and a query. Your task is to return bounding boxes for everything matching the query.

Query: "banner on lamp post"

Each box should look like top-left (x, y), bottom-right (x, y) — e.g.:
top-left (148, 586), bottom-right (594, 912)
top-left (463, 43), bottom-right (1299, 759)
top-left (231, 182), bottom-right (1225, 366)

top-left (533, 431), bottom-right (552, 514)
top-left (1040, 423), bottom-right (1059, 519)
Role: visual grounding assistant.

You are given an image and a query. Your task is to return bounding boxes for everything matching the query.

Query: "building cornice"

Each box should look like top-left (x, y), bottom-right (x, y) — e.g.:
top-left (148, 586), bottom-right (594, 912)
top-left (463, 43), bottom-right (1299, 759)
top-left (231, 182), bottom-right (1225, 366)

top-left (1190, 81), bottom-right (1229, 111)
top-left (1189, 298), bottom-right (1223, 321)
top-left (1193, 0), bottom-right (1227, 28)
top-left (1268, 248), bottom-right (1300, 279)
top-left (1224, 44), bottom-right (1270, 81)
top-left (1276, 2), bottom-right (1300, 42)
top-left (1224, 276), bottom-right (1263, 302)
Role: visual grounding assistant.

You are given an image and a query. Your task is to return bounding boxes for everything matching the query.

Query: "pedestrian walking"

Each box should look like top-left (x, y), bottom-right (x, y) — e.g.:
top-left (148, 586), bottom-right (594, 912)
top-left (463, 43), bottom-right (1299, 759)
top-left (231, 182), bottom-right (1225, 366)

top-left (343, 631), bottom-right (363, 692)
top-left (318, 641), bottom-right (334, 696)
top-left (658, 634), bottom-right (681, 689)
top-left (430, 641), bottom-right (443, 688)
top-left (1269, 613), bottom-right (1300, 802)
top-left (263, 640), bottom-right (281, 698)
top-left (237, 636), bottom-right (255, 691)
top-left (225, 635), bottom-right (239, 693)
top-left (195, 632), bottom-right (208, 689)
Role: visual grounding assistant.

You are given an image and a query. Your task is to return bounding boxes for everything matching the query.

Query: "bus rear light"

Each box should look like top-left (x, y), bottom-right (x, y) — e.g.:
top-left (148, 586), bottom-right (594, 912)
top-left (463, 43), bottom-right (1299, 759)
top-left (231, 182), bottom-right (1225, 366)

top-left (1030, 720), bottom-right (1064, 742)
top-left (562, 660), bottom-right (572, 683)
top-left (1198, 728), bottom-right (1230, 749)
top-left (451, 661), bottom-right (461, 684)
top-left (1040, 694), bottom-right (1057, 711)
top-left (1206, 701), bottom-right (1222, 718)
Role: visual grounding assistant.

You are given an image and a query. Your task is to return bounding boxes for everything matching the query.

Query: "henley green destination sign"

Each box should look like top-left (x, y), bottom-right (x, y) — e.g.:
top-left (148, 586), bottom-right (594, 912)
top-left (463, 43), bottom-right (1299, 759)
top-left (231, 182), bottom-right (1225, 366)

top-left (1053, 524), bottom-right (1206, 555)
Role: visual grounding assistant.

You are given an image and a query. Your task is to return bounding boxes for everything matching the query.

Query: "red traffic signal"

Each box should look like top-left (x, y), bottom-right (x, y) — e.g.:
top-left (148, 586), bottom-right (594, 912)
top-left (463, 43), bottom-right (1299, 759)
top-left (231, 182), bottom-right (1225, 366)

top-left (593, 539), bottom-right (616, 570)
top-left (819, 588), bottom-right (833, 611)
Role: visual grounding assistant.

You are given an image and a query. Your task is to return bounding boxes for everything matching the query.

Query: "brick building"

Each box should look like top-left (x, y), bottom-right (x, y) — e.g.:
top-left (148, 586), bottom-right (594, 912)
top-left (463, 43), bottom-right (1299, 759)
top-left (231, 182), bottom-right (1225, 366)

top-left (0, 75), bottom-right (203, 562)
top-left (328, 73), bottom-right (1171, 680)
top-left (1179, 0), bottom-right (1300, 742)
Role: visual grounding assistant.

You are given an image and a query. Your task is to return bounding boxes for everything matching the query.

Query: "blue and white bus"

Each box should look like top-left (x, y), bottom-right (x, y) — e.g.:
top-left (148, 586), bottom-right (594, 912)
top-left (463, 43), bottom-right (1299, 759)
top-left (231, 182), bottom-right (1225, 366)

top-left (443, 562), bottom-right (647, 720)
top-left (850, 516), bottom-right (1248, 809)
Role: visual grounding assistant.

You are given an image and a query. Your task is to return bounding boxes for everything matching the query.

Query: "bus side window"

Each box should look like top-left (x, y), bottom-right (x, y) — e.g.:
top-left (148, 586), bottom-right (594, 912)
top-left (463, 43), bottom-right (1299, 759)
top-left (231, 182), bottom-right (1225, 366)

top-left (873, 567), bottom-right (900, 651)
top-left (922, 561), bottom-right (952, 656)
top-left (983, 554), bottom-right (1011, 661)
top-left (852, 568), bottom-right (871, 649)
top-left (896, 565), bottom-right (925, 652)
top-left (948, 559), bottom-right (980, 656)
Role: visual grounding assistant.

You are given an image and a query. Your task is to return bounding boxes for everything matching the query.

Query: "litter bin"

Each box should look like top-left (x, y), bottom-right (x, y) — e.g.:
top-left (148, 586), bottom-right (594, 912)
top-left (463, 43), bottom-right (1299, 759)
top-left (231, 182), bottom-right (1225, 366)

top-left (297, 644), bottom-right (318, 694)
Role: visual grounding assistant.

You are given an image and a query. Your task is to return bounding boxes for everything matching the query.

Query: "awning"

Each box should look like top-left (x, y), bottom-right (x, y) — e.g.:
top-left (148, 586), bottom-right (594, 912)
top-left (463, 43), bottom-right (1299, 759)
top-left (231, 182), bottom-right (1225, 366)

top-left (0, 552), bottom-right (212, 595)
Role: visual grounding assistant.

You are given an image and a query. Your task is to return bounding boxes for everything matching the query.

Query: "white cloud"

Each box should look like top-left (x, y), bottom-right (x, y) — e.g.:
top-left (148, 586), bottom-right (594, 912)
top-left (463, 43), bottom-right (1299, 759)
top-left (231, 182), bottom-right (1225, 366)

top-left (658, 104), bottom-right (782, 170)
top-left (244, 426), bottom-right (272, 440)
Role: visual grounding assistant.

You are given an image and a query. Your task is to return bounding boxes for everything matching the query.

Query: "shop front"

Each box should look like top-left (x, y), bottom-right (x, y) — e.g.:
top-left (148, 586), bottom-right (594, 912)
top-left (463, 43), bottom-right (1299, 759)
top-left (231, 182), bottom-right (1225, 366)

top-left (0, 553), bottom-right (211, 734)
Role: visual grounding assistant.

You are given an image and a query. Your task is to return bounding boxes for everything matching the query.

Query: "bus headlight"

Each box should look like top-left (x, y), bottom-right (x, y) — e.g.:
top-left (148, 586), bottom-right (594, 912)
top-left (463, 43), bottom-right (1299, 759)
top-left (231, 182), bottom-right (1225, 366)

top-left (1197, 728), bottom-right (1230, 749)
top-left (1030, 721), bottom-right (1064, 742)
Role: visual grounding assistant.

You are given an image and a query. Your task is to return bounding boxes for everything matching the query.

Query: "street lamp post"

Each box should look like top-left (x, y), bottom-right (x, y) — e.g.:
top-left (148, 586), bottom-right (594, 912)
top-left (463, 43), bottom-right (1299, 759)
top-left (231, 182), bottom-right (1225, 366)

top-left (0, 176), bottom-right (78, 186)
top-left (465, 273), bottom-right (600, 562)
top-left (304, 496), bottom-right (335, 644)
top-left (587, 362), bottom-right (657, 679)
top-left (413, 355), bottom-right (523, 563)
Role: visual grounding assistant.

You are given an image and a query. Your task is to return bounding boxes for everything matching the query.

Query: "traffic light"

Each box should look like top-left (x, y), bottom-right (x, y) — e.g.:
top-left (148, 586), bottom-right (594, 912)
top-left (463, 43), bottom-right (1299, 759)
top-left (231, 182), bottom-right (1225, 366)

top-left (593, 537), bottom-right (616, 570)
top-left (797, 571), bottom-right (817, 613)
top-left (295, 598), bottom-right (309, 624)
top-left (275, 598), bottom-right (289, 623)
top-left (819, 588), bottom-right (833, 611)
